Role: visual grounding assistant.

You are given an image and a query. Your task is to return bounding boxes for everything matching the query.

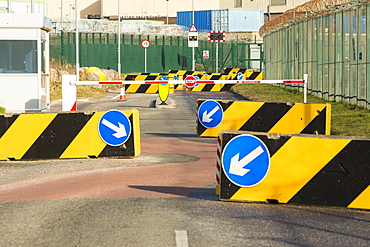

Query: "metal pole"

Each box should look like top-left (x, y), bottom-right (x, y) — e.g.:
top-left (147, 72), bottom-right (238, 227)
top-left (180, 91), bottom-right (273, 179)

top-left (118, 0), bottom-right (121, 78)
top-left (304, 74), bottom-right (308, 103)
top-left (31, 0), bottom-right (34, 13)
top-left (60, 0), bottom-right (63, 21)
top-left (192, 0), bottom-right (195, 71)
top-left (144, 48), bottom-right (147, 73)
top-left (7, 0), bottom-right (11, 13)
top-left (75, 0), bottom-right (79, 82)
top-left (166, 0), bottom-right (169, 25)
top-left (216, 42), bottom-right (219, 73)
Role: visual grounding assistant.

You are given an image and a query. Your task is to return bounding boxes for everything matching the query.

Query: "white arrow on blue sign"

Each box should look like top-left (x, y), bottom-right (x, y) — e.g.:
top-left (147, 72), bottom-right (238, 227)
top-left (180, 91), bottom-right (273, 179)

top-left (160, 76), bottom-right (168, 84)
top-left (222, 134), bottom-right (270, 187)
top-left (98, 110), bottom-right (131, 146)
top-left (198, 100), bottom-right (223, 128)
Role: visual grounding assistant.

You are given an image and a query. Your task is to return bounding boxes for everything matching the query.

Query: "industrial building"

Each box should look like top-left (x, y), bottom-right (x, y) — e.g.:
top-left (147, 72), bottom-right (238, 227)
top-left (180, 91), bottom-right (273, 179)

top-left (1, 0), bottom-right (310, 22)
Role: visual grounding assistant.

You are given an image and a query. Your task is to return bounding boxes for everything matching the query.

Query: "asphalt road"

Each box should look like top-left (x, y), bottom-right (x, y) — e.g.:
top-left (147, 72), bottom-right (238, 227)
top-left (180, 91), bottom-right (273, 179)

top-left (0, 89), bottom-right (369, 246)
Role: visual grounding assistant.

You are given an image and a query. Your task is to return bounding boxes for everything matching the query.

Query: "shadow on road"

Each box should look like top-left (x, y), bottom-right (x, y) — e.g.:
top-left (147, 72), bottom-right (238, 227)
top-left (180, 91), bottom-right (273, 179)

top-left (145, 133), bottom-right (217, 144)
top-left (128, 185), bottom-right (218, 201)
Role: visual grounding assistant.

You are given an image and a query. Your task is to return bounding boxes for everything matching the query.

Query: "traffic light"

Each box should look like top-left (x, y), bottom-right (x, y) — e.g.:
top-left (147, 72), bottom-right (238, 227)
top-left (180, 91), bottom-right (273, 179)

top-left (208, 31), bottom-right (226, 42)
top-left (209, 33), bottom-right (224, 41)
top-left (189, 36), bottom-right (198, 41)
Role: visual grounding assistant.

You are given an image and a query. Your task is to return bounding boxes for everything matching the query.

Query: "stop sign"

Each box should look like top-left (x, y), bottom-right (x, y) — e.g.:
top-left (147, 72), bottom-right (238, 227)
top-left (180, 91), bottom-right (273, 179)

top-left (184, 75), bottom-right (197, 88)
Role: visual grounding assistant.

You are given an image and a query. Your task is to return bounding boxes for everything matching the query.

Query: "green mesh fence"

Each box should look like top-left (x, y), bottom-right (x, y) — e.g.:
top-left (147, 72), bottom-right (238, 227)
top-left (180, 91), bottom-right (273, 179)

top-left (263, 3), bottom-right (370, 109)
top-left (50, 33), bottom-right (263, 74)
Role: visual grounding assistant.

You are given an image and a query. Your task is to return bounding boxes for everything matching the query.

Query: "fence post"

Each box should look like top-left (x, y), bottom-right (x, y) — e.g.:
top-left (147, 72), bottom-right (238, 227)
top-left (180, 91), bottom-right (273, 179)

top-left (304, 74), bottom-right (308, 103)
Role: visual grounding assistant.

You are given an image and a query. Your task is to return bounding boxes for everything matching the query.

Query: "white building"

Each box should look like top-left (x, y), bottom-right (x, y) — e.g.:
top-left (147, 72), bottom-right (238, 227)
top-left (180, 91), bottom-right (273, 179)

top-left (1, 0), bottom-right (311, 21)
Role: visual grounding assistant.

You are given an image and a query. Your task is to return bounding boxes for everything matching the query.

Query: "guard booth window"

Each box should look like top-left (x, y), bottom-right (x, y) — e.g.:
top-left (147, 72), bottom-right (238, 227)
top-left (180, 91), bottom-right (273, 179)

top-left (0, 40), bottom-right (38, 73)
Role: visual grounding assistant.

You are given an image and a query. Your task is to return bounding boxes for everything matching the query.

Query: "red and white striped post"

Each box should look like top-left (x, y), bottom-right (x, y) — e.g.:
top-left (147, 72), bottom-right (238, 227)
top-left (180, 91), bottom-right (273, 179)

top-left (216, 134), bottom-right (222, 195)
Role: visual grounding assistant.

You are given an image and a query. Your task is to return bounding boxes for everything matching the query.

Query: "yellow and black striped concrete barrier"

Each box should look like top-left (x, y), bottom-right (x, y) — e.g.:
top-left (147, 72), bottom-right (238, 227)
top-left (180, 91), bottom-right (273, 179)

top-left (0, 110), bottom-right (141, 160)
top-left (197, 100), bottom-right (331, 137)
top-left (124, 73), bottom-right (174, 94)
top-left (124, 73), bottom-right (169, 81)
top-left (223, 68), bottom-right (263, 80)
top-left (168, 70), bottom-right (207, 90)
top-left (218, 131), bottom-right (370, 210)
top-left (245, 70), bottom-right (263, 80)
top-left (223, 68), bottom-right (247, 80)
top-left (167, 70), bottom-right (207, 78)
top-left (186, 73), bottom-right (234, 92)
top-left (124, 84), bottom-right (160, 94)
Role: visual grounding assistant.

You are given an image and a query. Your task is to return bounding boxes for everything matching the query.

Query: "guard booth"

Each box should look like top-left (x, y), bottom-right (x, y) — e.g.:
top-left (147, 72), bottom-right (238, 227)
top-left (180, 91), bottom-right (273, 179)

top-left (0, 13), bottom-right (52, 113)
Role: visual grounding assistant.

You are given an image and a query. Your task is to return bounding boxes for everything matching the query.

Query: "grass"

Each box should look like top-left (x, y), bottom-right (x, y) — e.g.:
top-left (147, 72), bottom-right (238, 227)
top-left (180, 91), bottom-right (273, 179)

top-left (50, 85), bottom-right (108, 102)
top-left (76, 86), bottom-right (108, 99)
top-left (232, 84), bottom-right (370, 137)
top-left (42, 71), bottom-right (370, 137)
top-left (49, 58), bottom-right (118, 102)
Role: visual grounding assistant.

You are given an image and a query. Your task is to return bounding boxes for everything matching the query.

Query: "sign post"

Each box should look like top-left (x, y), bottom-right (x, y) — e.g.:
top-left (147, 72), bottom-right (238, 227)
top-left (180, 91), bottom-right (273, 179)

top-left (141, 39), bottom-right (150, 73)
top-left (188, 24), bottom-right (198, 71)
top-left (208, 31), bottom-right (226, 73)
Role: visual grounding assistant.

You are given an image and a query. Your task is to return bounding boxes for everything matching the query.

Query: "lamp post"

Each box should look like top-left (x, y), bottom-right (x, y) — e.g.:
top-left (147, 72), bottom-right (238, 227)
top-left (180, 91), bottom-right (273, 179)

top-left (75, 0), bottom-right (79, 82)
top-left (192, 0), bottom-right (195, 71)
top-left (154, 0), bottom-right (156, 16)
top-left (60, 0), bottom-right (63, 21)
top-left (118, 0), bottom-right (121, 77)
top-left (7, 0), bottom-right (11, 13)
top-left (166, 0), bottom-right (169, 25)
top-left (144, 0), bottom-right (147, 20)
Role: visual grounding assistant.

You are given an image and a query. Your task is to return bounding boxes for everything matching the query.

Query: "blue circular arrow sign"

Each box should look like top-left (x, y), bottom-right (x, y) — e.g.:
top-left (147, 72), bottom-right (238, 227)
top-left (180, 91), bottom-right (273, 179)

top-left (198, 100), bottom-right (223, 128)
top-left (237, 72), bottom-right (244, 80)
top-left (160, 76), bottom-right (168, 85)
top-left (222, 134), bottom-right (270, 187)
top-left (98, 110), bottom-right (131, 146)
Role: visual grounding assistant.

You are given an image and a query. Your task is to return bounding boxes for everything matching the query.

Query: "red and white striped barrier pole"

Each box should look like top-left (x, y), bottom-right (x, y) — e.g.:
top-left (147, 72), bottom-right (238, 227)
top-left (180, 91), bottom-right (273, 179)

top-left (70, 79), bottom-right (305, 85)
top-left (62, 75), bottom-right (308, 111)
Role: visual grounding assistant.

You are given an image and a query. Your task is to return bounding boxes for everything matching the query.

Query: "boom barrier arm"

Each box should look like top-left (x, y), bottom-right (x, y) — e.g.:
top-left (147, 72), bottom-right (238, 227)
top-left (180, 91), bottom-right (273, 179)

top-left (62, 75), bottom-right (308, 111)
top-left (70, 79), bottom-right (305, 85)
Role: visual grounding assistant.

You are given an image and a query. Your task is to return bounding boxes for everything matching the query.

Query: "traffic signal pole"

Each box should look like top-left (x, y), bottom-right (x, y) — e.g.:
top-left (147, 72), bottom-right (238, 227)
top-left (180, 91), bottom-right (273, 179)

top-left (216, 42), bottom-right (219, 73)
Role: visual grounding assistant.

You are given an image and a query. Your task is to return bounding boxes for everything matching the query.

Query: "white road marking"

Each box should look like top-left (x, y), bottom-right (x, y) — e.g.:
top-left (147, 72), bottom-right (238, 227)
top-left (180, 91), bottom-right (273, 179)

top-left (175, 230), bottom-right (189, 247)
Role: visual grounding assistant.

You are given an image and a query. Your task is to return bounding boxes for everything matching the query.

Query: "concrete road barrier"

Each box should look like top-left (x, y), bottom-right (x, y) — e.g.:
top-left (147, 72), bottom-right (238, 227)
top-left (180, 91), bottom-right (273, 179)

top-left (0, 110), bottom-right (141, 160)
top-left (218, 131), bottom-right (370, 210)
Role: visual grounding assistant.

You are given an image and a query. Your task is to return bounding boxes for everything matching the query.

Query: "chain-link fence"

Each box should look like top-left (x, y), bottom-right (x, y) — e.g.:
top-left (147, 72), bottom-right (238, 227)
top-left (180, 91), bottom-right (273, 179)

top-left (262, 1), bottom-right (370, 109)
top-left (50, 32), bottom-right (263, 74)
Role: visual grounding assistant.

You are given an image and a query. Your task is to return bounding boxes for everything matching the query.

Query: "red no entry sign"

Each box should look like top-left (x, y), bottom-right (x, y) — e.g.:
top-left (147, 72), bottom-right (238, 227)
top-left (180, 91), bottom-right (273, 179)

top-left (184, 75), bottom-right (197, 88)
